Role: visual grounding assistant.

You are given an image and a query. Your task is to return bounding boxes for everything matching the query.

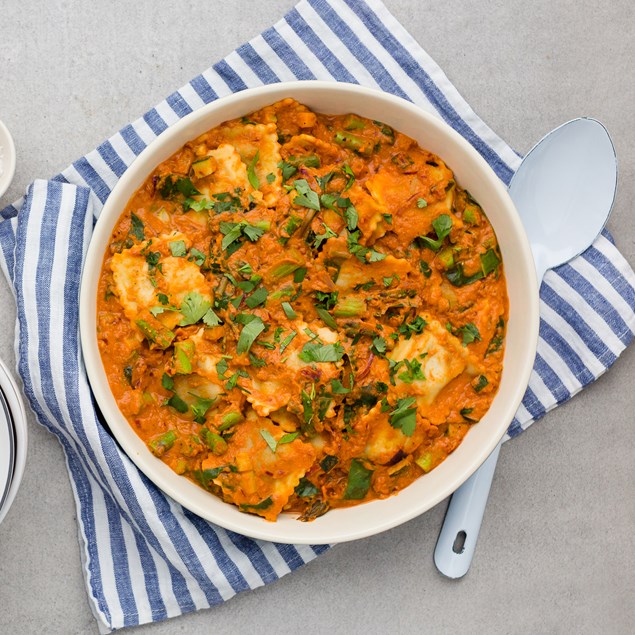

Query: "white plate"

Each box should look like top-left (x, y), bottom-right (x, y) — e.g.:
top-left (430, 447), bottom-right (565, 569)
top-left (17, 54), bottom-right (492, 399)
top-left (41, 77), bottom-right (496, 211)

top-left (0, 390), bottom-right (14, 513)
top-left (0, 358), bottom-right (27, 525)
top-left (0, 118), bottom-right (16, 200)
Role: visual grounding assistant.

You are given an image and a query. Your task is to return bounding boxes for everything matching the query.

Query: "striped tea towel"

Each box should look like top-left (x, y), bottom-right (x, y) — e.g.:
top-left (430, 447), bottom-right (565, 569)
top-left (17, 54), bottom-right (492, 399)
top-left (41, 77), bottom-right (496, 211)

top-left (1, 0), bottom-right (635, 631)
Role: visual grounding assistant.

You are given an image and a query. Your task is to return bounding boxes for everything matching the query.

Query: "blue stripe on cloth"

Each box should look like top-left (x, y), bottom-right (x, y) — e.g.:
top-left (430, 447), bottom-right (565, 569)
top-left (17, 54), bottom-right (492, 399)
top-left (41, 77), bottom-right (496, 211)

top-left (261, 26), bottom-right (317, 80)
top-left (166, 92), bottom-right (194, 118)
top-left (583, 245), bottom-right (635, 318)
top-left (307, 0), bottom-right (408, 96)
top-left (189, 74), bottom-right (219, 105)
top-left (66, 450), bottom-right (111, 626)
top-left (343, 0), bottom-right (515, 183)
top-left (236, 43), bottom-right (280, 85)
top-left (104, 493), bottom-right (140, 626)
top-left (533, 352), bottom-right (571, 403)
top-left (213, 59), bottom-right (249, 93)
top-left (541, 284), bottom-right (616, 367)
top-left (120, 124), bottom-right (147, 156)
top-left (275, 544), bottom-right (307, 570)
top-left (519, 384), bottom-right (547, 421)
top-left (72, 157), bottom-right (112, 203)
top-left (143, 108), bottom-right (169, 136)
top-left (538, 318), bottom-right (596, 385)
top-left (130, 530), bottom-right (169, 623)
top-left (0, 218), bottom-right (16, 280)
top-left (182, 510), bottom-right (252, 594)
top-left (506, 416), bottom-right (524, 438)
top-left (285, 7), bottom-right (358, 83)
top-left (96, 140), bottom-right (130, 178)
top-left (553, 261), bottom-right (632, 345)
top-left (226, 532), bottom-right (279, 584)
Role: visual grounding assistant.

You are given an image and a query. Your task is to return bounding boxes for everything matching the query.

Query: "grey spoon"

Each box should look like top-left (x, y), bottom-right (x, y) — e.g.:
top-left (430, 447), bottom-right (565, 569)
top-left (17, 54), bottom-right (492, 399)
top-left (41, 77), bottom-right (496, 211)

top-left (434, 118), bottom-right (617, 578)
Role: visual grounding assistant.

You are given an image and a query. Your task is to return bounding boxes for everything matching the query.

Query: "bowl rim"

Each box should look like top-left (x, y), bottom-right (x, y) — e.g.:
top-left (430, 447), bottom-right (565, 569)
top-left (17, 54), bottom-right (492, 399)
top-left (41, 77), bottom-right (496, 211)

top-left (79, 80), bottom-right (539, 543)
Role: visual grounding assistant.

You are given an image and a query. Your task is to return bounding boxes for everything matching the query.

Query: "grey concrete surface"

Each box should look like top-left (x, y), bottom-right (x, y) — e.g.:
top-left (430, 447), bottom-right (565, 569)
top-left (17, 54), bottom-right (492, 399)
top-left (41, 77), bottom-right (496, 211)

top-left (0, 1), bottom-right (634, 633)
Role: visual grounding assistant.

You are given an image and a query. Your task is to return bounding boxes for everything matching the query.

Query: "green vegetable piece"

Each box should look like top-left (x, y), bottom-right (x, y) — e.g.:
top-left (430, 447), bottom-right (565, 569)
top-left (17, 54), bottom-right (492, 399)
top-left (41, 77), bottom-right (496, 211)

top-left (415, 452), bottom-right (434, 473)
top-left (320, 455), bottom-right (338, 472)
top-left (191, 395), bottom-right (216, 424)
top-left (173, 340), bottom-right (195, 374)
top-left (333, 297), bottom-right (366, 317)
top-left (167, 394), bottom-right (188, 414)
top-left (344, 205), bottom-right (358, 231)
top-left (247, 151), bottom-right (260, 190)
top-left (135, 319), bottom-right (175, 350)
top-left (281, 301), bottom-right (297, 319)
top-left (271, 261), bottom-right (302, 279)
top-left (278, 160), bottom-right (297, 181)
top-left (417, 198), bottom-right (428, 209)
top-left (236, 315), bottom-right (265, 354)
top-left (148, 430), bottom-right (177, 457)
top-left (438, 247), bottom-right (455, 269)
top-left (190, 156), bottom-right (215, 179)
top-left (240, 497), bottom-right (273, 511)
top-left (279, 330), bottom-right (297, 354)
top-left (218, 411), bottom-right (243, 432)
top-left (260, 429), bottom-right (278, 453)
top-left (161, 373), bottom-right (174, 391)
top-left (419, 260), bottom-right (432, 278)
top-left (419, 214), bottom-right (453, 252)
top-left (201, 429), bottom-right (228, 455)
top-left (316, 307), bottom-right (338, 330)
top-left (371, 337), bottom-right (387, 355)
top-left (343, 459), bottom-right (373, 499)
top-left (474, 375), bottom-right (489, 392)
top-left (169, 240), bottom-right (187, 257)
top-left (279, 432), bottom-right (299, 445)
top-left (343, 115), bottom-right (365, 130)
top-left (463, 208), bottom-right (477, 224)
top-left (333, 131), bottom-right (373, 157)
top-left (480, 248), bottom-right (501, 276)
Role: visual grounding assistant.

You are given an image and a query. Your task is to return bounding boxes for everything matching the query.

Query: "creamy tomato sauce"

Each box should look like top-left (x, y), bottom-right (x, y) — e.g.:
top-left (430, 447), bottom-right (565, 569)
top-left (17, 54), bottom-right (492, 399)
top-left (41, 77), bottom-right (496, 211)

top-left (97, 99), bottom-right (508, 521)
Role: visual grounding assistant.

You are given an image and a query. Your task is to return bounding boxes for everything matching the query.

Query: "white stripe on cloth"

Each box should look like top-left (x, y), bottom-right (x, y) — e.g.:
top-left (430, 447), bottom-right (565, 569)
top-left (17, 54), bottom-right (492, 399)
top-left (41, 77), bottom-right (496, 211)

top-left (0, 0), bottom-right (634, 632)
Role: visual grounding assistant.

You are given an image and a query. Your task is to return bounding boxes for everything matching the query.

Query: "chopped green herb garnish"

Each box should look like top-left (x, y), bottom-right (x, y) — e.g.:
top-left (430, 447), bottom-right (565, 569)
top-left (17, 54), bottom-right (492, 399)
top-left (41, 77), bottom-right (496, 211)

top-left (279, 331), bottom-right (297, 354)
top-left (458, 323), bottom-right (481, 345)
top-left (130, 213), bottom-right (145, 241)
top-left (293, 179), bottom-right (320, 211)
top-left (245, 287), bottom-right (268, 309)
top-left (169, 240), bottom-right (187, 257)
top-left (179, 291), bottom-right (212, 326)
top-left (417, 198), bottom-right (428, 208)
top-left (281, 301), bottom-right (297, 319)
top-left (247, 151), bottom-right (260, 189)
top-left (298, 341), bottom-right (345, 363)
top-left (419, 214), bottom-right (452, 251)
top-left (236, 315), bottom-right (265, 354)
top-left (474, 375), bottom-right (489, 392)
top-left (389, 397), bottom-right (418, 436)
top-left (343, 459), bottom-right (373, 499)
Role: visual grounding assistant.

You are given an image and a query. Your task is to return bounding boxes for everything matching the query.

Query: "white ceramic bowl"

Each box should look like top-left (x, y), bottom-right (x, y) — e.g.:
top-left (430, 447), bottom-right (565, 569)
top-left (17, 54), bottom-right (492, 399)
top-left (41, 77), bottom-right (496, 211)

top-left (80, 81), bottom-right (539, 544)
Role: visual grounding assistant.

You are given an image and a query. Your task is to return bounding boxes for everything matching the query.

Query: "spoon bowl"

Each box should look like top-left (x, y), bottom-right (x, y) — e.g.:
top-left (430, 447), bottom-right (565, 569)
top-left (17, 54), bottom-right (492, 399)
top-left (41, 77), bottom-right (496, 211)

top-left (435, 117), bottom-right (617, 578)
top-left (510, 118), bottom-right (617, 281)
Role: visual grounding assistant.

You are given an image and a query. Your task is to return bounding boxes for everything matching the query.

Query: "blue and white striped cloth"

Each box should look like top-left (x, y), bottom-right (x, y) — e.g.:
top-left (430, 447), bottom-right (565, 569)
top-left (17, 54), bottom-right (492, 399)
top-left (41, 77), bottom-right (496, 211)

top-left (1, 0), bottom-right (634, 631)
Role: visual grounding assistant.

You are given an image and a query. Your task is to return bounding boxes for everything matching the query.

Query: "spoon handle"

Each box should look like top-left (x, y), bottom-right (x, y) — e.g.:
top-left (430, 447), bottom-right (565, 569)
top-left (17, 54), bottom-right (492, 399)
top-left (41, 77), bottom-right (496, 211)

top-left (434, 441), bottom-right (502, 578)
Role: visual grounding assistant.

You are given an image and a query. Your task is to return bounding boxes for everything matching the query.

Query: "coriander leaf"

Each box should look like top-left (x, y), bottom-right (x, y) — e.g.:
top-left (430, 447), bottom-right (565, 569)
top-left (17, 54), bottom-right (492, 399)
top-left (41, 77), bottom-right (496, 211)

top-left (278, 160), bottom-right (297, 181)
top-left (343, 459), bottom-right (373, 500)
top-left (236, 315), bottom-right (265, 354)
top-left (190, 395), bottom-right (216, 423)
top-left (188, 247), bottom-right (206, 266)
top-left (344, 204), bottom-right (358, 231)
top-left (298, 341), bottom-right (345, 363)
top-left (279, 431), bottom-right (299, 445)
top-left (167, 394), bottom-right (188, 414)
top-left (179, 291), bottom-right (212, 326)
top-left (293, 179), bottom-right (320, 211)
top-left (220, 222), bottom-right (244, 251)
top-left (130, 213), bottom-right (145, 241)
top-left (389, 397), bottom-right (418, 436)
top-left (295, 477), bottom-right (319, 498)
top-left (417, 198), bottom-right (428, 208)
top-left (242, 223), bottom-right (266, 242)
top-left (371, 337), bottom-right (387, 355)
top-left (161, 373), bottom-right (174, 391)
top-left (341, 164), bottom-right (355, 192)
top-left (247, 151), bottom-right (260, 190)
top-left (458, 322), bottom-right (481, 345)
top-left (397, 358), bottom-right (425, 384)
top-left (433, 214), bottom-right (453, 240)
top-left (474, 375), bottom-right (489, 392)
top-left (329, 379), bottom-right (351, 394)
top-left (266, 172), bottom-right (275, 184)
top-left (245, 287), bottom-right (268, 309)
top-left (202, 307), bottom-right (222, 327)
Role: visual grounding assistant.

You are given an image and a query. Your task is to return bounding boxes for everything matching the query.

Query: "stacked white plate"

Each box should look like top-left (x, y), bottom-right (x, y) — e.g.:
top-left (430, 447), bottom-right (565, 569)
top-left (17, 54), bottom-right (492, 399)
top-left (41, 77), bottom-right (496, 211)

top-left (0, 357), bottom-right (27, 525)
